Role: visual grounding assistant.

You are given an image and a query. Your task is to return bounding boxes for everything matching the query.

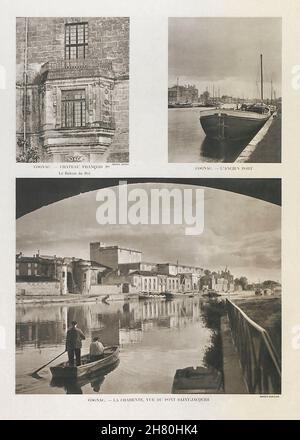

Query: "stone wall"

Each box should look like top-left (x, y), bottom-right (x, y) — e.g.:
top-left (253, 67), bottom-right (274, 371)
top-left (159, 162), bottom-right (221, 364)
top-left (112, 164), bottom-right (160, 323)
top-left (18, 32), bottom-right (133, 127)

top-left (16, 17), bottom-right (129, 82)
top-left (16, 17), bottom-right (129, 162)
top-left (16, 281), bottom-right (61, 296)
top-left (90, 284), bottom-right (121, 296)
top-left (107, 79), bottom-right (129, 162)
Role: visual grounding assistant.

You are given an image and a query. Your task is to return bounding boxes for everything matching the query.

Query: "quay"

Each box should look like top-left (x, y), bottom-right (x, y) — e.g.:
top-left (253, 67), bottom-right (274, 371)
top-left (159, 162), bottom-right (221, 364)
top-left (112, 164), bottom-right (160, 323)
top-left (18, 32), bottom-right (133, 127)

top-left (235, 112), bottom-right (281, 163)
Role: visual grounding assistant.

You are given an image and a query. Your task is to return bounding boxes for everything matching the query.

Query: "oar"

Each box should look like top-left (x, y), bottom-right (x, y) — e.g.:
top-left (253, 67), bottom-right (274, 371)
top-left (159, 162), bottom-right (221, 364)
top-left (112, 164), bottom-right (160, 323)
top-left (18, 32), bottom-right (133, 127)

top-left (31, 350), bottom-right (66, 378)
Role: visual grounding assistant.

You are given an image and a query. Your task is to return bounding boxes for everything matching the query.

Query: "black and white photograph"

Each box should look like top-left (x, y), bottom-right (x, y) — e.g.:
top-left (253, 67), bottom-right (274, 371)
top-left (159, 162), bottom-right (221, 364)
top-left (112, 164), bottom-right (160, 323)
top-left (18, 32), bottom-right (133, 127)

top-left (168, 18), bottom-right (282, 163)
top-left (16, 178), bottom-right (281, 395)
top-left (16, 17), bottom-right (129, 163)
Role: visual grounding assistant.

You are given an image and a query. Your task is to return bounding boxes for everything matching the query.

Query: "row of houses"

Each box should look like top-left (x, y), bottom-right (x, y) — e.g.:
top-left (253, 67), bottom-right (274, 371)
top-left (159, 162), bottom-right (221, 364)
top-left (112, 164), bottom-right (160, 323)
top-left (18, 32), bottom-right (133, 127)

top-left (16, 242), bottom-right (235, 296)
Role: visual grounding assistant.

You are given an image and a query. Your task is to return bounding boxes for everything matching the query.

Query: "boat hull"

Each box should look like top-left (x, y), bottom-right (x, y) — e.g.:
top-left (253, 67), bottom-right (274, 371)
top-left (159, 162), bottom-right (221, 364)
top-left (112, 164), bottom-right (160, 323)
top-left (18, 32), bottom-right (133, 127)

top-left (172, 366), bottom-right (224, 394)
top-left (200, 110), bottom-right (270, 141)
top-left (50, 346), bottom-right (119, 379)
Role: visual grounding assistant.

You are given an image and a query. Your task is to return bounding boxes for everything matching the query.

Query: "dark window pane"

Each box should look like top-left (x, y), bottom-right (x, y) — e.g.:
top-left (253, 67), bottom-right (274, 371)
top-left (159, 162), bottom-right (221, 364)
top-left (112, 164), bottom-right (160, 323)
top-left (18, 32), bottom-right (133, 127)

top-left (61, 90), bottom-right (86, 128)
top-left (65, 23), bottom-right (88, 59)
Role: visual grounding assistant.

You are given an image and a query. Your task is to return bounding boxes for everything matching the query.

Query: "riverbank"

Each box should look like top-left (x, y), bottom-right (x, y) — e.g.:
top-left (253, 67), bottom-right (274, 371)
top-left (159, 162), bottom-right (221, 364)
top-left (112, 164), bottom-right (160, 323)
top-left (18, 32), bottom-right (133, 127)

top-left (16, 292), bottom-right (185, 304)
top-left (16, 294), bottom-right (120, 305)
top-left (234, 296), bottom-right (281, 357)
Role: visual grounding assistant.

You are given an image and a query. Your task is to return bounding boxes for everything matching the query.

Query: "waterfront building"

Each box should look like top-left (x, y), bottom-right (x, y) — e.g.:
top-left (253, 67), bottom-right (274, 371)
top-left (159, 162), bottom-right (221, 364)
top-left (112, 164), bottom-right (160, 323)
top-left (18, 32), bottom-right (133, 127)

top-left (90, 242), bottom-right (142, 270)
top-left (16, 244), bottom-right (237, 297)
top-left (102, 269), bottom-right (181, 294)
top-left (16, 253), bottom-right (110, 295)
top-left (157, 262), bottom-right (203, 276)
top-left (118, 261), bottom-right (158, 275)
top-left (168, 84), bottom-right (198, 103)
top-left (16, 17), bottom-right (129, 163)
top-left (199, 269), bottom-right (234, 293)
top-left (16, 253), bottom-right (57, 280)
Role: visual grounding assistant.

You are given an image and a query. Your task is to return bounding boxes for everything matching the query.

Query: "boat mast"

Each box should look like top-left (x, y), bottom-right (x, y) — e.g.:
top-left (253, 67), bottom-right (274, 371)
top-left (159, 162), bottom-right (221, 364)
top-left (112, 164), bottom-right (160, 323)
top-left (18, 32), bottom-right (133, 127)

top-left (271, 79), bottom-right (273, 104)
top-left (176, 77), bottom-right (179, 103)
top-left (260, 54), bottom-right (264, 101)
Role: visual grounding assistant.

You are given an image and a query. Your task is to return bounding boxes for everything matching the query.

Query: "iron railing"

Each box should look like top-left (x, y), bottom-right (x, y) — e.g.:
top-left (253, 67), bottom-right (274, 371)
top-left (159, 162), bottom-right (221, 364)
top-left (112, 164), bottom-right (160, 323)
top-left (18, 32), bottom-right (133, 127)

top-left (226, 298), bottom-right (281, 394)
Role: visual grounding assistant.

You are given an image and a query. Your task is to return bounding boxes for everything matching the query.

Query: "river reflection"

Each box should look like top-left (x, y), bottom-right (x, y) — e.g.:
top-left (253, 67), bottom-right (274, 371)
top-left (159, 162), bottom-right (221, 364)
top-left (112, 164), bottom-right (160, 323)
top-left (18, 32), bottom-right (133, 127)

top-left (50, 361), bottom-right (120, 394)
top-left (16, 298), bottom-right (225, 394)
top-left (168, 107), bottom-right (251, 163)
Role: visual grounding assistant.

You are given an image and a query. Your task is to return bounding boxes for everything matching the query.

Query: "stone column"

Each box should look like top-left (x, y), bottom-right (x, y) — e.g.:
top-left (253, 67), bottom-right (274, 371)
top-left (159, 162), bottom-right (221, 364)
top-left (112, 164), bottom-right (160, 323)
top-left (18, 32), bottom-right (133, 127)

top-left (61, 264), bottom-right (68, 295)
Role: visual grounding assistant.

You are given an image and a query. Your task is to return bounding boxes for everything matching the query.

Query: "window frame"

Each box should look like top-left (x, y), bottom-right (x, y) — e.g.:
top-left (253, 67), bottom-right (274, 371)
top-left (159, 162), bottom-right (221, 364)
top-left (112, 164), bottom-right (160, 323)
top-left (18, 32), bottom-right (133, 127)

top-left (61, 89), bottom-right (86, 129)
top-left (65, 22), bottom-right (88, 60)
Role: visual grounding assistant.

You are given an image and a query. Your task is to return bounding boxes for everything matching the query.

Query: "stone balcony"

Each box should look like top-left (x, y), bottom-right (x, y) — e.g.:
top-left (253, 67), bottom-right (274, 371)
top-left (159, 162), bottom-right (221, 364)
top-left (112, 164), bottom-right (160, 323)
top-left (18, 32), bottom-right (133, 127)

top-left (40, 59), bottom-right (115, 81)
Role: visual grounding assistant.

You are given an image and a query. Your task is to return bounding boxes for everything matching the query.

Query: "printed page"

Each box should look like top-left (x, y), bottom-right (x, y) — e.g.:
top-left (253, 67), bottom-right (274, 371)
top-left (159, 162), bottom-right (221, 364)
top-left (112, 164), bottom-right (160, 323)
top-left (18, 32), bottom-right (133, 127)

top-left (0, 0), bottom-right (299, 421)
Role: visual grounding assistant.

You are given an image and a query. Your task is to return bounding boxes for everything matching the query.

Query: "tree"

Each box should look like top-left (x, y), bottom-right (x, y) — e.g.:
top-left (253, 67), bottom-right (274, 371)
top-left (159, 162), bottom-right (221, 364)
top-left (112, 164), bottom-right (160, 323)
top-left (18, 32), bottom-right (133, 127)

top-left (202, 91), bottom-right (210, 103)
top-left (262, 280), bottom-right (280, 289)
top-left (235, 276), bottom-right (248, 290)
top-left (239, 276), bottom-right (248, 290)
top-left (16, 138), bottom-right (40, 163)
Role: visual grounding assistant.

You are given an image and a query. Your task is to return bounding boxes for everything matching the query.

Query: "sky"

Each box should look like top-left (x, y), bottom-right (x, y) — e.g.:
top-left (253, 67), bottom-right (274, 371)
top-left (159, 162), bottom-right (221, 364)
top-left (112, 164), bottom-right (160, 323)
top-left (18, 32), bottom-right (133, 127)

top-left (169, 18), bottom-right (282, 100)
top-left (16, 183), bottom-right (281, 284)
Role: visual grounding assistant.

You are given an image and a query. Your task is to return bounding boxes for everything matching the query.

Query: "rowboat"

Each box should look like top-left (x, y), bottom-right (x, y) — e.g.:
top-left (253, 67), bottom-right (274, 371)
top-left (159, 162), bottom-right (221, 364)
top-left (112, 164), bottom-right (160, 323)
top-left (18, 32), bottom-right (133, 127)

top-left (50, 345), bottom-right (119, 379)
top-left (50, 360), bottom-right (120, 393)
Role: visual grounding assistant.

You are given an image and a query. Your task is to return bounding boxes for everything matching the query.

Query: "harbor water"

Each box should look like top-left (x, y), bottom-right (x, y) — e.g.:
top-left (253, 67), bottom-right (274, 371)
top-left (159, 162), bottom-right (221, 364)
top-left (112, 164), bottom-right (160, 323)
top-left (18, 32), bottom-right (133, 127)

top-left (168, 107), bottom-right (250, 163)
top-left (16, 297), bottom-right (225, 394)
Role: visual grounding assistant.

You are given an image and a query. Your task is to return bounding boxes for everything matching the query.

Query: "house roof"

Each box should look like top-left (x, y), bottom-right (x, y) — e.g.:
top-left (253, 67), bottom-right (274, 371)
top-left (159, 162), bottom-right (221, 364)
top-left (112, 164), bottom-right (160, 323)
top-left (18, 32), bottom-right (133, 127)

top-left (89, 260), bottom-right (112, 270)
top-left (130, 271), bottom-right (158, 276)
top-left (16, 256), bottom-right (54, 264)
top-left (130, 271), bottom-right (179, 278)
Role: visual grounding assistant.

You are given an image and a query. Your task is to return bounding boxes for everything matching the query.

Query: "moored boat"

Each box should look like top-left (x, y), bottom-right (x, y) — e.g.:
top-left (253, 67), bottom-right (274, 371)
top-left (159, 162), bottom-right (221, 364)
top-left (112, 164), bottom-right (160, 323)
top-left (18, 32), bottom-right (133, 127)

top-left (172, 366), bottom-right (224, 394)
top-left (199, 105), bottom-right (270, 141)
top-left (164, 291), bottom-right (186, 300)
top-left (50, 345), bottom-right (119, 379)
top-left (139, 293), bottom-right (166, 300)
top-left (164, 292), bottom-right (174, 300)
top-left (203, 289), bottom-right (221, 298)
top-left (168, 102), bottom-right (193, 108)
top-left (199, 54), bottom-right (271, 142)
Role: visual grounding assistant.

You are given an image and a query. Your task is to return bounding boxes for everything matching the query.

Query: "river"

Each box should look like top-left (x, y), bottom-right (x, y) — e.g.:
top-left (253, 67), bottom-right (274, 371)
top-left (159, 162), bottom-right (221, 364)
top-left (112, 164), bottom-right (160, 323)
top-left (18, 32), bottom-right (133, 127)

top-left (16, 297), bottom-right (225, 394)
top-left (168, 107), bottom-right (250, 163)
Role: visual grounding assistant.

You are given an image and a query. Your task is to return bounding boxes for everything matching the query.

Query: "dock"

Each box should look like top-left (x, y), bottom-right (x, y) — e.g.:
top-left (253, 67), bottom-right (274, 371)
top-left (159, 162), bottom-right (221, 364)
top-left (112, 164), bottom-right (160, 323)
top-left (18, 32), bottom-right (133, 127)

top-left (235, 112), bottom-right (281, 163)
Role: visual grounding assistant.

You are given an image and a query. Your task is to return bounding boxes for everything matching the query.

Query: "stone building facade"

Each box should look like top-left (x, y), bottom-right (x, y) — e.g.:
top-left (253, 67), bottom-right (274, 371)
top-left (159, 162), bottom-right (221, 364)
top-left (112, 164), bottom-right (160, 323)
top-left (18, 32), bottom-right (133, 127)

top-left (16, 17), bottom-right (129, 163)
top-left (90, 242), bottom-right (142, 270)
top-left (16, 253), bottom-right (110, 295)
top-left (168, 84), bottom-right (198, 103)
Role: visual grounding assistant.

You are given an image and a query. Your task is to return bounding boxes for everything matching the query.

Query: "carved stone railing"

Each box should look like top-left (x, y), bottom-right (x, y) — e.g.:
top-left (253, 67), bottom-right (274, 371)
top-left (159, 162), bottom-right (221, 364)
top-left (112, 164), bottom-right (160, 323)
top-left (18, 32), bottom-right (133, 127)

top-left (40, 59), bottom-right (114, 80)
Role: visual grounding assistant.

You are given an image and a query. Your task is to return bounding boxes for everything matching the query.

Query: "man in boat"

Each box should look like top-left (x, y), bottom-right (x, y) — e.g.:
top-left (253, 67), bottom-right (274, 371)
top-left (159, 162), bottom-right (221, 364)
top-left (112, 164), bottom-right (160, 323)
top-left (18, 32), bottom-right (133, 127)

top-left (89, 336), bottom-right (104, 362)
top-left (65, 320), bottom-right (86, 366)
